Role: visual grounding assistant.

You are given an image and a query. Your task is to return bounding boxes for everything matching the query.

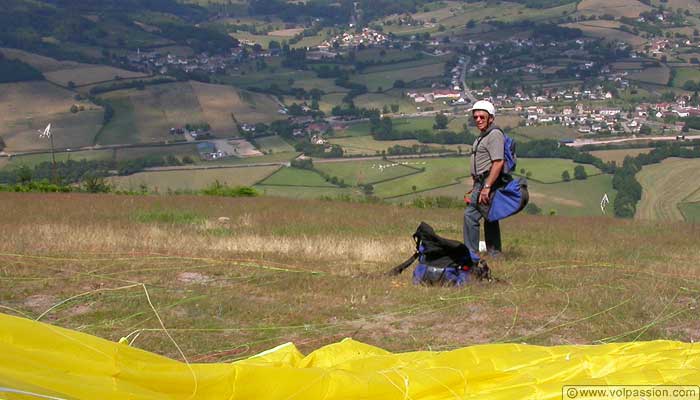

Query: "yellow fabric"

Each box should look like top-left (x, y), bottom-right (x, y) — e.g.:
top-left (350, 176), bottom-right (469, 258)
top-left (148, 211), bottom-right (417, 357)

top-left (0, 313), bottom-right (698, 400)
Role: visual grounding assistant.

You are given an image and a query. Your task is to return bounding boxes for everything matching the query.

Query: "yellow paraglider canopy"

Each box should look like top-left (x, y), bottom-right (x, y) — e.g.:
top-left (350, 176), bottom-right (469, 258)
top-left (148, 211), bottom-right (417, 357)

top-left (0, 313), bottom-right (698, 399)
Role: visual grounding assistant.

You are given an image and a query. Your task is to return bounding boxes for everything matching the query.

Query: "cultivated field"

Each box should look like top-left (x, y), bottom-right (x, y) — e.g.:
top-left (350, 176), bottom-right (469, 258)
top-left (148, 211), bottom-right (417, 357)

top-left (258, 167), bottom-right (337, 187)
top-left (396, 174), bottom-right (616, 217)
top-left (1, 192), bottom-right (699, 362)
top-left (0, 48), bottom-right (83, 72)
top-left (316, 160), bottom-right (421, 186)
top-left (671, 67), bottom-right (700, 87)
top-left (351, 61), bottom-right (447, 92)
top-left (577, 0), bottom-right (652, 17)
top-left (628, 66), bottom-right (671, 85)
top-left (327, 136), bottom-right (463, 156)
top-left (109, 165), bottom-right (280, 191)
top-left (635, 157), bottom-right (700, 221)
top-left (254, 135), bottom-right (295, 154)
top-left (44, 66), bottom-right (149, 87)
top-left (561, 22), bottom-right (646, 47)
top-left (0, 82), bottom-right (103, 151)
top-left (589, 148), bottom-right (654, 164)
top-left (190, 81), bottom-right (282, 134)
top-left (511, 125), bottom-right (579, 141)
top-left (98, 82), bottom-right (283, 144)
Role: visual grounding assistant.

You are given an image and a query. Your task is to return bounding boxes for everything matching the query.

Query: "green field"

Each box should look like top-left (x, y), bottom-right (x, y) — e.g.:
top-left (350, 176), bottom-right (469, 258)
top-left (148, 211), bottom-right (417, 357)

top-left (2, 144), bottom-right (201, 170)
top-left (367, 157), bottom-right (600, 198)
top-left (511, 125), bottom-right (579, 141)
top-left (3, 149), bottom-right (113, 169)
top-left (679, 202), bottom-right (700, 223)
top-left (109, 165), bottom-right (280, 191)
top-left (208, 151), bottom-right (299, 166)
top-left (255, 135), bottom-right (295, 154)
top-left (353, 91), bottom-right (417, 114)
top-left (393, 173), bottom-right (615, 217)
top-left (671, 67), bottom-right (700, 87)
top-left (373, 157), bottom-right (468, 198)
top-left (351, 61), bottom-right (446, 92)
top-left (316, 160), bottom-right (420, 186)
top-left (516, 159), bottom-right (600, 183)
top-left (335, 121), bottom-right (372, 137)
top-left (253, 185), bottom-right (354, 199)
top-left (636, 158), bottom-right (700, 221)
top-left (259, 166), bottom-right (336, 187)
top-left (328, 136), bottom-right (465, 156)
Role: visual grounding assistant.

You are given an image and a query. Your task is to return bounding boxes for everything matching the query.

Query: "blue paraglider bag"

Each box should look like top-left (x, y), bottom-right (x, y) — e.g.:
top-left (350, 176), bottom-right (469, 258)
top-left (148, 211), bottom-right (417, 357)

top-left (482, 175), bottom-right (529, 222)
top-left (412, 243), bottom-right (470, 286)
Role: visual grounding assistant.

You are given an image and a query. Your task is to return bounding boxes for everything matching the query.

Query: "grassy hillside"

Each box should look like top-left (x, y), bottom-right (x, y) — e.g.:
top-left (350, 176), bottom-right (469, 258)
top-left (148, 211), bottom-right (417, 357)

top-left (0, 81), bottom-right (103, 151)
top-left (636, 157), bottom-right (700, 222)
top-left (97, 81), bottom-right (283, 144)
top-left (1, 191), bottom-right (698, 361)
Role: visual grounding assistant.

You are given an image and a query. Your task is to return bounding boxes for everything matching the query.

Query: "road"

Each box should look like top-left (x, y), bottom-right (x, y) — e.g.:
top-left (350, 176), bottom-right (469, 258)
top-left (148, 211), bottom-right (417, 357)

top-left (565, 135), bottom-right (700, 147)
top-left (460, 56), bottom-right (477, 104)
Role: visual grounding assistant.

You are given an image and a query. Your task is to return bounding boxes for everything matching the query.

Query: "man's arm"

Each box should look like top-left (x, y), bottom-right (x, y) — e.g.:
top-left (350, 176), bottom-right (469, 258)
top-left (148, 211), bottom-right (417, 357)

top-left (478, 159), bottom-right (504, 205)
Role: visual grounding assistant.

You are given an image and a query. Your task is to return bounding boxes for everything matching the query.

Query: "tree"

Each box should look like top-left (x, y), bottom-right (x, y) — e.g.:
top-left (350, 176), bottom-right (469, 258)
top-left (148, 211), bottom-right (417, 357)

top-left (0, 135), bottom-right (5, 152)
top-left (70, 104), bottom-right (79, 113)
top-left (390, 104), bottom-right (399, 113)
top-left (434, 113), bottom-right (448, 130)
top-left (639, 124), bottom-right (652, 134)
top-left (561, 170), bottom-right (571, 181)
top-left (393, 79), bottom-right (406, 88)
top-left (573, 165), bottom-right (587, 180)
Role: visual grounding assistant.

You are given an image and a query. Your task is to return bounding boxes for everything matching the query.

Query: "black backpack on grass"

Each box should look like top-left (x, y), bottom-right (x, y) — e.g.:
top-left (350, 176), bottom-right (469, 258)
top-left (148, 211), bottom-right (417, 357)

top-left (388, 222), bottom-right (492, 285)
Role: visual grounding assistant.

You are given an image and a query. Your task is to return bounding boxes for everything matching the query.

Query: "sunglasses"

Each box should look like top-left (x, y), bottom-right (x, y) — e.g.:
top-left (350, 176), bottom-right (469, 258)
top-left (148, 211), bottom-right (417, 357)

top-left (473, 115), bottom-right (489, 121)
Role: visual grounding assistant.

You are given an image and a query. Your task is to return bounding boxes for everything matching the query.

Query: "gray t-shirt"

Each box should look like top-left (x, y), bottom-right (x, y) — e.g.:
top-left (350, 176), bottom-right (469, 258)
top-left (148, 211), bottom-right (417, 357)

top-left (470, 126), bottom-right (504, 176)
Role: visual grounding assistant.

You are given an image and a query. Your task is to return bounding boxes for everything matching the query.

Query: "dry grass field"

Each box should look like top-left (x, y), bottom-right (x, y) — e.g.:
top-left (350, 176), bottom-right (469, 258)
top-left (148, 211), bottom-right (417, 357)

top-left (0, 192), bottom-right (699, 362)
top-left (0, 48), bottom-right (83, 73)
top-left (1, 47), bottom-right (147, 86)
top-left (577, 0), bottom-right (652, 18)
top-left (636, 157), bottom-right (700, 221)
top-left (109, 165), bottom-right (280, 191)
top-left (44, 66), bottom-right (148, 87)
top-left (628, 66), bottom-right (671, 85)
top-left (561, 22), bottom-right (647, 47)
top-left (98, 82), bottom-right (283, 144)
top-left (588, 148), bottom-right (654, 164)
top-left (0, 82), bottom-right (103, 151)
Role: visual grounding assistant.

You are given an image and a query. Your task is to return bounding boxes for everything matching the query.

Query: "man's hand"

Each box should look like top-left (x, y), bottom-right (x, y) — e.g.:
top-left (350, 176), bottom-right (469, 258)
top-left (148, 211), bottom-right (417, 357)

top-left (478, 187), bottom-right (491, 205)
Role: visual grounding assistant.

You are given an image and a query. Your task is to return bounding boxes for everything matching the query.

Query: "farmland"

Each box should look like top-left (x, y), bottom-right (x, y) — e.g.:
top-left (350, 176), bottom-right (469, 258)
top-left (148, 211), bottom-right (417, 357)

top-left (44, 66), bottom-right (149, 87)
top-left (258, 167), bottom-right (337, 187)
top-left (588, 148), bottom-right (654, 164)
top-left (628, 66), bottom-right (672, 86)
top-left (0, 82), bottom-right (103, 151)
top-left (635, 157), bottom-right (700, 221)
top-left (561, 21), bottom-right (646, 47)
top-left (350, 60), bottom-right (447, 92)
top-left (315, 160), bottom-right (421, 186)
top-left (254, 135), bottom-right (295, 154)
top-left (577, 0), bottom-right (652, 18)
top-left (109, 165), bottom-right (280, 191)
top-left (97, 82), bottom-right (283, 145)
top-left (327, 136), bottom-right (463, 156)
top-left (671, 67), bottom-right (700, 88)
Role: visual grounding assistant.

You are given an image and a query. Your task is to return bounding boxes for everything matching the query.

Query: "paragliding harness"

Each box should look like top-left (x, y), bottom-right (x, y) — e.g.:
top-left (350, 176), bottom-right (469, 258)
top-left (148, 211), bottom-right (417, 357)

top-left (472, 128), bottom-right (529, 222)
top-left (388, 222), bottom-right (492, 286)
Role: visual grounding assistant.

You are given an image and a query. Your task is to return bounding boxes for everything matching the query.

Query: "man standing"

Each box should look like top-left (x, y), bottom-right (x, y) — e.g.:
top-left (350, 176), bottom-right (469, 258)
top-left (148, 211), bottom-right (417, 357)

top-left (464, 100), bottom-right (504, 263)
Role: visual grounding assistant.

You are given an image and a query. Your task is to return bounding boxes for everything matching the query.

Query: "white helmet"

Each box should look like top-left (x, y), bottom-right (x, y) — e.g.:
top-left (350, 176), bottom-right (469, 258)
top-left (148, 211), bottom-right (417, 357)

top-left (470, 100), bottom-right (496, 117)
